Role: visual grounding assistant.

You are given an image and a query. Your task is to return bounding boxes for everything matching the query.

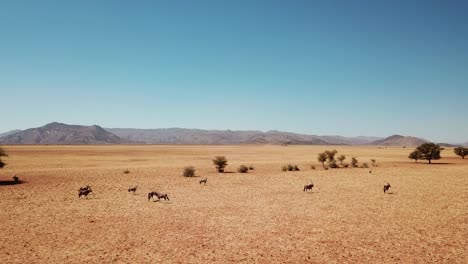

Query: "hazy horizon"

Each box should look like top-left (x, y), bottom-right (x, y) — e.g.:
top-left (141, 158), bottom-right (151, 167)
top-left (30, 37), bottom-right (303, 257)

top-left (1, 1), bottom-right (467, 143)
top-left (2, 121), bottom-right (467, 144)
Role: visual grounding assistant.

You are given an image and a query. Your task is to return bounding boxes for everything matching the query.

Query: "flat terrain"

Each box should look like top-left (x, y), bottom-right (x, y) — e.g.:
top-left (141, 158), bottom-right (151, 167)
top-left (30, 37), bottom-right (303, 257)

top-left (0, 145), bottom-right (466, 263)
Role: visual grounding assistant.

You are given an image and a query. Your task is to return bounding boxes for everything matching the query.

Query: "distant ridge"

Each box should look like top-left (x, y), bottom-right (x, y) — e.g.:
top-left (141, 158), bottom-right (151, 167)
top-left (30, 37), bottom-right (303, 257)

top-left (370, 135), bottom-right (428, 146)
top-left (0, 122), bottom-right (135, 145)
top-left (105, 128), bottom-right (382, 145)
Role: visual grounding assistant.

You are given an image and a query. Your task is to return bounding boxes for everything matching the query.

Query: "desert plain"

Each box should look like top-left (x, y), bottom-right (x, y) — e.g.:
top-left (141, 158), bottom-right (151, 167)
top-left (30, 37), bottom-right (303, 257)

top-left (0, 145), bottom-right (466, 263)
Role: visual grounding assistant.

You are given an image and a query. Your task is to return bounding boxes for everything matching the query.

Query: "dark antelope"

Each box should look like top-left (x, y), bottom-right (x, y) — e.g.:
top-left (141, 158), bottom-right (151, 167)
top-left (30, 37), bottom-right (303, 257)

top-left (79, 185), bottom-right (91, 192)
top-left (199, 177), bottom-right (207, 185)
top-left (383, 182), bottom-right (391, 193)
top-left (303, 183), bottom-right (314, 192)
top-left (128, 185), bottom-right (138, 194)
top-left (78, 186), bottom-right (93, 198)
top-left (148, 191), bottom-right (170, 201)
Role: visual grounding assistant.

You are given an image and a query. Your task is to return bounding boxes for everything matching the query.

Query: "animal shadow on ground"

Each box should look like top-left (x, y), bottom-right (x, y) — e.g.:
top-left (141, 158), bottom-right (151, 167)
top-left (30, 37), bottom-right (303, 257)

top-left (0, 180), bottom-right (25, 186)
top-left (385, 191), bottom-right (395, 195)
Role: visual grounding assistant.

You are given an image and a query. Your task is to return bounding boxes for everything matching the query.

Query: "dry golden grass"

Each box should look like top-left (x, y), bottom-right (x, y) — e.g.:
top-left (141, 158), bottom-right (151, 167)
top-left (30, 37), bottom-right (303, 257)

top-left (0, 145), bottom-right (466, 263)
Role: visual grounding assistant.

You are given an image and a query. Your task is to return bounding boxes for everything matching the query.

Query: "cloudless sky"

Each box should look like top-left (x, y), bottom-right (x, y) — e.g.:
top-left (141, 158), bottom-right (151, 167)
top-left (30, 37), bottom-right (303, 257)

top-left (1, 0), bottom-right (467, 142)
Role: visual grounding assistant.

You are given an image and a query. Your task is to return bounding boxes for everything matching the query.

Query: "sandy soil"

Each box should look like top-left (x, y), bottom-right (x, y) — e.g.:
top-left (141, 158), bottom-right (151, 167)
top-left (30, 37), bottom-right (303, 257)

top-left (0, 145), bottom-right (466, 263)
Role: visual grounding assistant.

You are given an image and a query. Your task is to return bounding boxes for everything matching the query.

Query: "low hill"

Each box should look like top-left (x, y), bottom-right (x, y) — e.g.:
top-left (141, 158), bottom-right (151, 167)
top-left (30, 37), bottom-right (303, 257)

top-left (370, 135), bottom-right (428, 146)
top-left (0, 122), bottom-right (134, 145)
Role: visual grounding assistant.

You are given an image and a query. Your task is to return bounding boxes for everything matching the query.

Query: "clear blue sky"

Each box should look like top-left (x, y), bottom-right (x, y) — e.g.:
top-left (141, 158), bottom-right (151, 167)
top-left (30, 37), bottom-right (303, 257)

top-left (1, 0), bottom-right (467, 143)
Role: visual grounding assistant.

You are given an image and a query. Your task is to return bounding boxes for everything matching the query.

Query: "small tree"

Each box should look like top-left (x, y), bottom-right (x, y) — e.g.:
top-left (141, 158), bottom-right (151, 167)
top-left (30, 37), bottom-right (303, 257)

top-left (351, 157), bottom-right (358, 167)
top-left (454, 147), bottom-right (468, 159)
top-left (317, 153), bottom-right (327, 167)
top-left (238, 165), bottom-right (249, 173)
top-left (212, 156), bottom-right (228, 172)
top-left (337, 155), bottom-right (346, 165)
top-left (415, 143), bottom-right (441, 164)
top-left (183, 166), bottom-right (196, 177)
top-left (0, 147), bottom-right (8, 169)
top-left (408, 150), bottom-right (422, 163)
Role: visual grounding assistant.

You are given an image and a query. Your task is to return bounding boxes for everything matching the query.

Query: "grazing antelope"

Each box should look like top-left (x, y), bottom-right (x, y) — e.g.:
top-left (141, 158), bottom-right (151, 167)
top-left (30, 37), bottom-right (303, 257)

top-left (199, 177), bottom-right (207, 185)
top-left (303, 183), bottom-right (314, 192)
top-left (79, 186), bottom-right (93, 198)
top-left (128, 185), bottom-right (138, 194)
top-left (383, 182), bottom-right (391, 193)
top-left (79, 185), bottom-right (91, 192)
top-left (148, 191), bottom-right (170, 202)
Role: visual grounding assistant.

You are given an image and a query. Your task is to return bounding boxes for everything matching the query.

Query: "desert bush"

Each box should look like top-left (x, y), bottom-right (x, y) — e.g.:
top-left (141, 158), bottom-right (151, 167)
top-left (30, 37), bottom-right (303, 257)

top-left (361, 162), bottom-right (369, 168)
top-left (325, 150), bottom-right (338, 162)
top-left (351, 157), bottom-right (358, 167)
top-left (183, 166), bottom-right (196, 177)
top-left (248, 165), bottom-right (255, 170)
top-left (328, 160), bottom-right (339, 168)
top-left (370, 159), bottom-right (376, 167)
top-left (238, 165), bottom-right (249, 173)
top-left (0, 147), bottom-right (7, 169)
top-left (123, 169), bottom-right (130, 174)
top-left (282, 164), bottom-right (299, 171)
top-left (213, 156), bottom-right (228, 172)
top-left (311, 165), bottom-right (316, 170)
top-left (342, 163), bottom-right (349, 168)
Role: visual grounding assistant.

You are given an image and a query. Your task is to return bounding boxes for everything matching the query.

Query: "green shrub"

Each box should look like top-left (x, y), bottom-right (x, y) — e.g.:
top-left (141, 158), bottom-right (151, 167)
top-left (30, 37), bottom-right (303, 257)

top-left (328, 160), bottom-right (339, 168)
top-left (282, 164), bottom-right (300, 171)
top-left (213, 156), bottom-right (228, 173)
top-left (238, 165), bottom-right (249, 173)
top-left (183, 166), bottom-right (196, 177)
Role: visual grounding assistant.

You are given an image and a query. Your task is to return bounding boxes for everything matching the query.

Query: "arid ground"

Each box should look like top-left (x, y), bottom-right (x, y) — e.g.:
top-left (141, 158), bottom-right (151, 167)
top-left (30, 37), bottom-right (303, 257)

top-left (0, 145), bottom-right (466, 263)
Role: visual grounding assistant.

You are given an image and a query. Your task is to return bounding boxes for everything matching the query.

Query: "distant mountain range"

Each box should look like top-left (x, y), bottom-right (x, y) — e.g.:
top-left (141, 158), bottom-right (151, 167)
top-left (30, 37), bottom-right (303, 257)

top-left (0, 122), bottom-right (462, 146)
top-left (105, 128), bottom-right (382, 145)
